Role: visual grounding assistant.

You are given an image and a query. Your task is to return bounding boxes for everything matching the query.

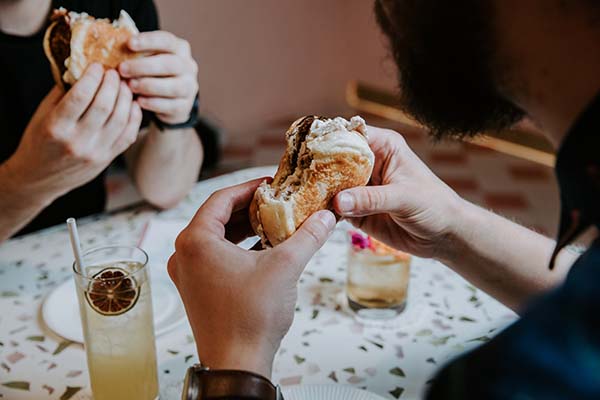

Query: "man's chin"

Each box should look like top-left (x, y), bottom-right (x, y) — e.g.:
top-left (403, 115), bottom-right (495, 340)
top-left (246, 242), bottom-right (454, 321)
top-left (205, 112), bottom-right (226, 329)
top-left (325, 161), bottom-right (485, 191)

top-left (398, 87), bottom-right (525, 140)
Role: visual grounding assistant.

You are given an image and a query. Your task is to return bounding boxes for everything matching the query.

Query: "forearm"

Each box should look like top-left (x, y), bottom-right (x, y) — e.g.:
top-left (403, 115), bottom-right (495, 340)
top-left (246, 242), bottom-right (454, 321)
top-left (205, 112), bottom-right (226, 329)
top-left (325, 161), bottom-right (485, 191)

top-left (0, 160), bottom-right (57, 242)
top-left (438, 199), bottom-right (577, 312)
top-left (128, 123), bottom-right (203, 209)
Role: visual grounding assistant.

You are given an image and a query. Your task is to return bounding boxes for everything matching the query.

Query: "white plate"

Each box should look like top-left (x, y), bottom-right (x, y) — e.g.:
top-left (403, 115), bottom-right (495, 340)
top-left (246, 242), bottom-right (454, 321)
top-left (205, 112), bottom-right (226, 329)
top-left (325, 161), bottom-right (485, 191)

top-left (42, 276), bottom-right (186, 343)
top-left (282, 385), bottom-right (389, 400)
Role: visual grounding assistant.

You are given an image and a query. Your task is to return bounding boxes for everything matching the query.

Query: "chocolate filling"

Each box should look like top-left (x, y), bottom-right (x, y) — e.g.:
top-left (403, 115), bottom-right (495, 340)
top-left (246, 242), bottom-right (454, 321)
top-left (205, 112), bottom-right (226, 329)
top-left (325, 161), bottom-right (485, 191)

top-left (289, 116), bottom-right (315, 169)
top-left (49, 17), bottom-right (71, 81)
top-left (275, 116), bottom-right (328, 200)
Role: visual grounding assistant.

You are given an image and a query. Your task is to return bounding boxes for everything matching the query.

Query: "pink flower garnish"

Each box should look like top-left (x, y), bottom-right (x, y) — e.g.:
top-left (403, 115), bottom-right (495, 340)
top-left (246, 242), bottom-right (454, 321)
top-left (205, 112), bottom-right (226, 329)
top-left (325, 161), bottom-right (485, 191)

top-left (350, 231), bottom-right (371, 250)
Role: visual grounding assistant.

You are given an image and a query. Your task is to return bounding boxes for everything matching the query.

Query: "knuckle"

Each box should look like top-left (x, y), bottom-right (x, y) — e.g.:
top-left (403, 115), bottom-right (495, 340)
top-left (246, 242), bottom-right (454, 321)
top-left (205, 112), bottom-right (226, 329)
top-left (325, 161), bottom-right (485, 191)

top-left (70, 89), bottom-right (89, 105)
top-left (189, 79), bottom-right (199, 95)
top-left (365, 188), bottom-right (383, 209)
top-left (166, 31), bottom-right (177, 42)
top-left (96, 102), bottom-right (112, 116)
top-left (174, 229), bottom-right (191, 251)
top-left (206, 190), bottom-right (224, 205)
top-left (166, 256), bottom-right (178, 283)
top-left (46, 120), bottom-right (65, 139)
top-left (384, 128), bottom-right (406, 146)
top-left (138, 79), bottom-right (150, 92)
top-left (304, 225), bottom-right (322, 245)
top-left (127, 130), bottom-right (139, 146)
top-left (67, 144), bottom-right (94, 163)
top-left (395, 133), bottom-right (407, 147)
top-left (174, 230), bottom-right (199, 257)
top-left (190, 60), bottom-right (198, 75)
top-left (179, 38), bottom-right (191, 54)
top-left (127, 61), bottom-right (139, 75)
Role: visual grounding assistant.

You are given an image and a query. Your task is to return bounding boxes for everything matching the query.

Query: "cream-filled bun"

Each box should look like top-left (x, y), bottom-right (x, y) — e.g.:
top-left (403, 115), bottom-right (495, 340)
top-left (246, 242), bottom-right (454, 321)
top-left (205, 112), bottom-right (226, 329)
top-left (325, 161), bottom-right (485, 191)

top-left (44, 8), bottom-right (139, 89)
top-left (250, 115), bottom-right (375, 247)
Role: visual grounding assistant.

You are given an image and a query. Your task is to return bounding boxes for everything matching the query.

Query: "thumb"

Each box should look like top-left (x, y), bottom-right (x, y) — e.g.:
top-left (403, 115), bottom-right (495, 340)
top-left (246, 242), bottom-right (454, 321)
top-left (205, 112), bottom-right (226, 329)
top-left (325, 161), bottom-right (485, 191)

top-left (272, 210), bottom-right (336, 275)
top-left (334, 185), bottom-right (398, 217)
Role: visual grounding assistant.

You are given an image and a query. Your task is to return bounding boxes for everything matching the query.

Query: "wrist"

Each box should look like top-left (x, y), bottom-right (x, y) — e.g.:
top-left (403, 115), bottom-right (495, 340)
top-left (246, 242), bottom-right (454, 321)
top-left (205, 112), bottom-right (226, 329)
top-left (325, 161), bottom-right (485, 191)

top-left (434, 195), bottom-right (477, 267)
top-left (0, 158), bottom-right (58, 208)
top-left (152, 94), bottom-right (199, 128)
top-left (198, 341), bottom-right (276, 380)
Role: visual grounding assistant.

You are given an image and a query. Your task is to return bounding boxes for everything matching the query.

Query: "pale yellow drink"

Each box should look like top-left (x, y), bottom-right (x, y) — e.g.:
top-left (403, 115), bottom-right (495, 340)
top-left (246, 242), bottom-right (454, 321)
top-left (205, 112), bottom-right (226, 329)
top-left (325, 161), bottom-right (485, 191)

top-left (73, 247), bottom-right (159, 400)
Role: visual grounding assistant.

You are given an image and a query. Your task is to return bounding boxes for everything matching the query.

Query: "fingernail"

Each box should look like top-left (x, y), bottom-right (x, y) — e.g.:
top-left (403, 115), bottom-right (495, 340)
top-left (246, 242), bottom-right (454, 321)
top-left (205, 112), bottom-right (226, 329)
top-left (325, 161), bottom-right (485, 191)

top-left (317, 210), bottom-right (336, 230)
top-left (337, 193), bottom-right (355, 214)
top-left (130, 37), bottom-right (140, 48)
top-left (129, 79), bottom-right (138, 89)
top-left (120, 63), bottom-right (129, 74)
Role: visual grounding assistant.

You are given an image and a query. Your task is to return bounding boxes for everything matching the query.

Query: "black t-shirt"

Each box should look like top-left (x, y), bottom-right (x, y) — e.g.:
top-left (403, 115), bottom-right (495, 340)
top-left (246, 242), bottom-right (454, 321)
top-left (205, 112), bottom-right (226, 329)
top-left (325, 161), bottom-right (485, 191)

top-left (0, 0), bottom-right (159, 235)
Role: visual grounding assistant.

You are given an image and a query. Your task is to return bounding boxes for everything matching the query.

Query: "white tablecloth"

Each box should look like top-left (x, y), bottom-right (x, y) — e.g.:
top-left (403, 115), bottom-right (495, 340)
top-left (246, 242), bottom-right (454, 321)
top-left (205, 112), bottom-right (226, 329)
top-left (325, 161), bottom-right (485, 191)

top-left (0, 166), bottom-right (517, 400)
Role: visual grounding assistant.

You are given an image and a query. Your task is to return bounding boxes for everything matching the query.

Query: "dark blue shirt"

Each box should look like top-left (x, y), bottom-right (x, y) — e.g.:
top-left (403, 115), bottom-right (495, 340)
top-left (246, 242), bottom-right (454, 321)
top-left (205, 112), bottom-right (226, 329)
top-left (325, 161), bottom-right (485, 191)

top-left (427, 95), bottom-right (600, 399)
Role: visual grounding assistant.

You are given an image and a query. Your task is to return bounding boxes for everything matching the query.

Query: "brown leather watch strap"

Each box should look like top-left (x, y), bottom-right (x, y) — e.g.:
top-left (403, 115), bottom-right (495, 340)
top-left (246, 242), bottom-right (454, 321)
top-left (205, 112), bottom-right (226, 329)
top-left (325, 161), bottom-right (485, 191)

top-left (195, 369), bottom-right (280, 400)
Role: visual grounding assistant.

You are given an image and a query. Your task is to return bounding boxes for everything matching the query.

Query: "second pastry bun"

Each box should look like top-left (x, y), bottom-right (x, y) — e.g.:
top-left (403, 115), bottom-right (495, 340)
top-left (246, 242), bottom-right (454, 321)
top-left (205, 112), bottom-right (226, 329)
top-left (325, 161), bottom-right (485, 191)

top-left (43, 8), bottom-right (139, 89)
top-left (250, 116), bottom-right (375, 247)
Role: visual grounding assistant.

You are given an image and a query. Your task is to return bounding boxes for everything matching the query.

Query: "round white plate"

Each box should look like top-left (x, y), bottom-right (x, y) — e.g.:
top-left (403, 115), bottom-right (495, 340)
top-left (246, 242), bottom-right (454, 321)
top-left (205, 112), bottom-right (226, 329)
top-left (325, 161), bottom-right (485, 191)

top-left (283, 385), bottom-right (388, 400)
top-left (42, 277), bottom-right (186, 343)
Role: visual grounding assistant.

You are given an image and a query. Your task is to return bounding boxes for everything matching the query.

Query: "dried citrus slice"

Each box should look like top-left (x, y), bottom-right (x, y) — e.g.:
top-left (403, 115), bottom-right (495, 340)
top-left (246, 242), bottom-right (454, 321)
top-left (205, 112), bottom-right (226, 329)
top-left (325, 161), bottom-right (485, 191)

top-left (86, 267), bottom-right (139, 316)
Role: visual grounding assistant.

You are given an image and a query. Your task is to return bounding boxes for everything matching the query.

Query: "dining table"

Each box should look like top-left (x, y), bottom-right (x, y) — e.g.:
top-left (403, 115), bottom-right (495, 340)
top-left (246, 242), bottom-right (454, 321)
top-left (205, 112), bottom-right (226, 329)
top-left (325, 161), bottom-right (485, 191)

top-left (0, 166), bottom-right (517, 400)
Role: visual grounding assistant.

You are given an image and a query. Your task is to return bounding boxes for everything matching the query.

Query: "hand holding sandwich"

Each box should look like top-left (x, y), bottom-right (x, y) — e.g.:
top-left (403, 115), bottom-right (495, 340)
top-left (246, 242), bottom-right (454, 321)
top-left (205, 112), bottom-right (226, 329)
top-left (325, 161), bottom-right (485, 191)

top-left (5, 64), bottom-right (142, 201)
top-left (333, 127), bottom-right (575, 311)
top-left (120, 31), bottom-right (199, 124)
top-left (333, 126), bottom-right (463, 260)
top-left (168, 179), bottom-right (336, 378)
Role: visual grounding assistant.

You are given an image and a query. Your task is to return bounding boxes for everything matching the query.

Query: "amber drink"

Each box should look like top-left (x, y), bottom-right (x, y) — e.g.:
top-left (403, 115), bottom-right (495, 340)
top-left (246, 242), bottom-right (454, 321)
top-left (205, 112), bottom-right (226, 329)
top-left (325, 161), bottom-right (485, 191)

top-left (346, 232), bottom-right (411, 319)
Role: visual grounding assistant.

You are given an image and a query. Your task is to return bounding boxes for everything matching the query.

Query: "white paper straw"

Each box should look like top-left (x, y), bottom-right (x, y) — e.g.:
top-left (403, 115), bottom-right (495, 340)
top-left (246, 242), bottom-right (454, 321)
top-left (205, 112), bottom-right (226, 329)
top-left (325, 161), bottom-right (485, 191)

top-left (66, 218), bottom-right (85, 273)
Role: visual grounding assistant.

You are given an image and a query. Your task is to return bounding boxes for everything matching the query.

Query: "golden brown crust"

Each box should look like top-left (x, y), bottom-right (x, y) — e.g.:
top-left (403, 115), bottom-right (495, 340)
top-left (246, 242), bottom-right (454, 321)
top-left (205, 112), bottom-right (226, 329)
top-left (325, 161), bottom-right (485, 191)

top-left (291, 153), bottom-right (372, 228)
top-left (79, 19), bottom-right (136, 71)
top-left (250, 116), bottom-right (374, 247)
top-left (43, 9), bottom-right (139, 88)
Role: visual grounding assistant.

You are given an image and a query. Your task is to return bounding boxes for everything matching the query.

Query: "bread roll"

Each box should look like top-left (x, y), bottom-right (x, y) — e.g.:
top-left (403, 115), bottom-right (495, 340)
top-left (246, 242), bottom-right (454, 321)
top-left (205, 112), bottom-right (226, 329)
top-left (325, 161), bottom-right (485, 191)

top-left (43, 8), bottom-right (139, 89)
top-left (250, 116), bottom-right (375, 247)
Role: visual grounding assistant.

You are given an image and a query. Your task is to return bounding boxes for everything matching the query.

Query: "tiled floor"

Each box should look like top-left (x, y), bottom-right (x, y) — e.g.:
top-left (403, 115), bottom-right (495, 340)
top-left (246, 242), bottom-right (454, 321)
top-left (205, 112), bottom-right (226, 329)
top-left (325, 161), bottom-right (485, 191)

top-left (107, 114), bottom-right (567, 240)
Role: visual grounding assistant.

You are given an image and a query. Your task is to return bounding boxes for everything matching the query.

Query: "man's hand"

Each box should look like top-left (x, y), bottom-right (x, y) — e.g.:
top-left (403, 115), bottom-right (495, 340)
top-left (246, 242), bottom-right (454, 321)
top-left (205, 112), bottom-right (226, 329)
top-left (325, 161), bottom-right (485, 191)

top-left (6, 63), bottom-right (142, 200)
top-left (333, 126), bottom-right (465, 260)
top-left (120, 31), bottom-right (198, 124)
top-left (168, 179), bottom-right (336, 378)
top-left (334, 127), bottom-right (576, 311)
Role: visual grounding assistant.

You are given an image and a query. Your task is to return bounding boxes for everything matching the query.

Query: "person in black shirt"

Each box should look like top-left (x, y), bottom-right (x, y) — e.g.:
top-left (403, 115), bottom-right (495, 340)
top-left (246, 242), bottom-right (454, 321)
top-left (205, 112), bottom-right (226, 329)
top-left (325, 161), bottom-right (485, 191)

top-left (168, 1), bottom-right (600, 399)
top-left (0, 0), bottom-right (203, 241)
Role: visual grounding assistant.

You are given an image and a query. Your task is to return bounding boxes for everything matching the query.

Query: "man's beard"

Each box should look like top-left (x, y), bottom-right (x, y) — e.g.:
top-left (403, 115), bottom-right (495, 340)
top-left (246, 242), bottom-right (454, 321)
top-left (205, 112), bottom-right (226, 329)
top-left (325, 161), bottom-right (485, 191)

top-left (374, 0), bottom-right (524, 140)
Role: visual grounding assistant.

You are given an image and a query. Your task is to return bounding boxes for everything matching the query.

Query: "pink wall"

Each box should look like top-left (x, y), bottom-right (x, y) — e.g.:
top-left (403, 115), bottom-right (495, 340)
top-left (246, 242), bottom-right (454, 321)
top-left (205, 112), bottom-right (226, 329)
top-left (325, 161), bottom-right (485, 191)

top-left (154, 0), bottom-right (398, 144)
